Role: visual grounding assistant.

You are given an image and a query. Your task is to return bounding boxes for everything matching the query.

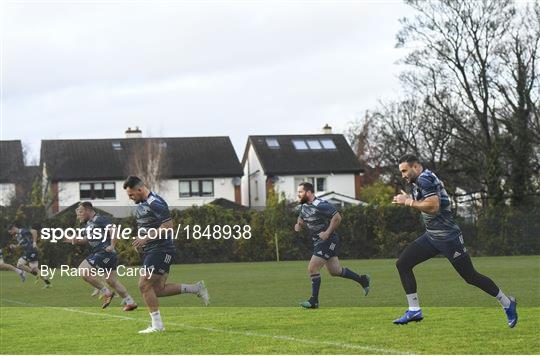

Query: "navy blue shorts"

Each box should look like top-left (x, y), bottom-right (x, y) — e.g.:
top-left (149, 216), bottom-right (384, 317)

top-left (22, 248), bottom-right (38, 262)
top-left (86, 252), bottom-right (117, 270)
top-left (415, 232), bottom-right (468, 261)
top-left (142, 250), bottom-right (176, 275)
top-left (313, 236), bottom-right (339, 260)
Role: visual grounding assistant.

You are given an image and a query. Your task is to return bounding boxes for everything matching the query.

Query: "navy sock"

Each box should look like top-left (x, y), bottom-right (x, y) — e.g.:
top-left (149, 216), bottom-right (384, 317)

top-left (310, 273), bottom-right (321, 303)
top-left (341, 267), bottom-right (367, 286)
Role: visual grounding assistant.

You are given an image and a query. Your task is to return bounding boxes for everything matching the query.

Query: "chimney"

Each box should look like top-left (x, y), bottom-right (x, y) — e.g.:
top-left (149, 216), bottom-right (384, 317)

top-left (125, 126), bottom-right (142, 138)
top-left (322, 123), bottom-right (332, 134)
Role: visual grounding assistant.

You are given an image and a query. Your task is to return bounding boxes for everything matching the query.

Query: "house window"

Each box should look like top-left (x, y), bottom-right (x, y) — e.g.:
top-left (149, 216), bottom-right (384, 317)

top-left (102, 183), bottom-right (115, 198)
top-left (179, 181), bottom-right (190, 197)
top-left (179, 180), bottom-right (214, 197)
top-left (316, 177), bottom-right (326, 192)
top-left (295, 177), bottom-right (327, 193)
top-left (201, 180), bottom-right (213, 196)
top-left (79, 182), bottom-right (116, 200)
top-left (265, 138), bottom-right (280, 149)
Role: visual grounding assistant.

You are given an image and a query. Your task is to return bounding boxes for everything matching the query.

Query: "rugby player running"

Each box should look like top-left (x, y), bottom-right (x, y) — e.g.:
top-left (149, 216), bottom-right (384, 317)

top-left (123, 176), bottom-right (209, 333)
top-left (392, 154), bottom-right (517, 327)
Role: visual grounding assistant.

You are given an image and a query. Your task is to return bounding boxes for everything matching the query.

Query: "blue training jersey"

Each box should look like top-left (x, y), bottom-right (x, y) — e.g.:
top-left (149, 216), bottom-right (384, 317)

top-left (298, 197), bottom-right (339, 244)
top-left (135, 192), bottom-right (176, 254)
top-left (15, 228), bottom-right (35, 253)
top-left (412, 169), bottom-right (461, 239)
top-left (84, 214), bottom-right (113, 253)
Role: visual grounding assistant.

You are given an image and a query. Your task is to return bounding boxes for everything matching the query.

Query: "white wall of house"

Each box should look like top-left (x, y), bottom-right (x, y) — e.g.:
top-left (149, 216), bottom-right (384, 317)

top-left (327, 174), bottom-right (356, 197)
top-left (241, 144), bottom-right (266, 208)
top-left (273, 173), bottom-right (356, 202)
top-left (0, 183), bottom-right (15, 206)
top-left (273, 176), bottom-right (299, 201)
top-left (241, 164), bottom-right (249, 206)
top-left (57, 177), bottom-right (237, 217)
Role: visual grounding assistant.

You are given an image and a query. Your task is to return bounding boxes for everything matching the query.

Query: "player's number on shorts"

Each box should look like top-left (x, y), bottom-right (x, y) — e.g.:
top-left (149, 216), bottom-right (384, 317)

top-left (164, 254), bottom-right (172, 264)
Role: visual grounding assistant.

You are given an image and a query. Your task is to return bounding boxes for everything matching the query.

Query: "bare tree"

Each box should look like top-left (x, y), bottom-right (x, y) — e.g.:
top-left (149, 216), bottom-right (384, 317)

top-left (394, 0), bottom-right (540, 206)
top-left (128, 139), bottom-right (168, 192)
top-left (494, 3), bottom-right (540, 205)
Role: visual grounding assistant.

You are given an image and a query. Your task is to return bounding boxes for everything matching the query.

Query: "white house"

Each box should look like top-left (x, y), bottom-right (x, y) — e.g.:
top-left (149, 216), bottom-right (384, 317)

top-left (41, 129), bottom-right (243, 217)
top-left (0, 141), bottom-right (24, 205)
top-left (0, 140), bottom-right (38, 206)
top-left (241, 129), bottom-right (364, 208)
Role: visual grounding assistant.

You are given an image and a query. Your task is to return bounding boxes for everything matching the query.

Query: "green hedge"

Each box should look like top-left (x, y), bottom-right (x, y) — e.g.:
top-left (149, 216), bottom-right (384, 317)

top-left (1, 201), bottom-right (538, 267)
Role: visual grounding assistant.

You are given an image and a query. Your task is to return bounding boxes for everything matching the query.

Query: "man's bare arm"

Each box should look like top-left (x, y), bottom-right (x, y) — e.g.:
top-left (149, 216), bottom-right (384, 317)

top-left (393, 190), bottom-right (440, 215)
top-left (325, 213), bottom-right (342, 236)
top-left (319, 213), bottom-right (342, 240)
top-left (294, 217), bottom-right (304, 232)
top-left (31, 229), bottom-right (38, 248)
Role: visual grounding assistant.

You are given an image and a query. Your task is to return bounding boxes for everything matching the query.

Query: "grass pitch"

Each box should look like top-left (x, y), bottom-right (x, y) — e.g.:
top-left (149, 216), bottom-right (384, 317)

top-left (1, 256), bottom-right (539, 354)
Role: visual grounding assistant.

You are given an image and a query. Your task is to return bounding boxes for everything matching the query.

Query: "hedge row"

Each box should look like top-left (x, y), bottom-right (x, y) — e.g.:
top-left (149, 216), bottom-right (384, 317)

top-left (1, 200), bottom-right (538, 267)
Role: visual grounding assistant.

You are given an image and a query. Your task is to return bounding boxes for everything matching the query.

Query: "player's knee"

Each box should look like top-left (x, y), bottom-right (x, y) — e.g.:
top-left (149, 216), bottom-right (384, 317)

top-left (463, 275), bottom-right (475, 285)
top-left (396, 253), bottom-right (415, 271)
top-left (461, 271), bottom-right (478, 285)
top-left (395, 258), bottom-right (405, 271)
top-left (138, 279), bottom-right (153, 292)
top-left (153, 284), bottom-right (164, 295)
top-left (328, 268), bottom-right (341, 277)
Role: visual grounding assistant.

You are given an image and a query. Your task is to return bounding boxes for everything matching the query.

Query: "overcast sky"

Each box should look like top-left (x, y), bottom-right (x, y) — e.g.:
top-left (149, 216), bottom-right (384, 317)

top-left (0, 0), bottom-right (415, 164)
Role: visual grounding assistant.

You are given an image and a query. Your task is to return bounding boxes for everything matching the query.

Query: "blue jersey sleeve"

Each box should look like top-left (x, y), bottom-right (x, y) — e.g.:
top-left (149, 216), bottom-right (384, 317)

top-left (317, 200), bottom-right (338, 218)
top-left (19, 229), bottom-right (33, 245)
top-left (416, 174), bottom-right (438, 198)
top-left (150, 199), bottom-right (172, 225)
top-left (94, 215), bottom-right (111, 229)
top-left (298, 205), bottom-right (305, 220)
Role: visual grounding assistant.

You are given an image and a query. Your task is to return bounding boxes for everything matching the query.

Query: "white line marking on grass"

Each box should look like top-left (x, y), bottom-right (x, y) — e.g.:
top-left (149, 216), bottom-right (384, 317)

top-left (1, 298), bottom-right (410, 355)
